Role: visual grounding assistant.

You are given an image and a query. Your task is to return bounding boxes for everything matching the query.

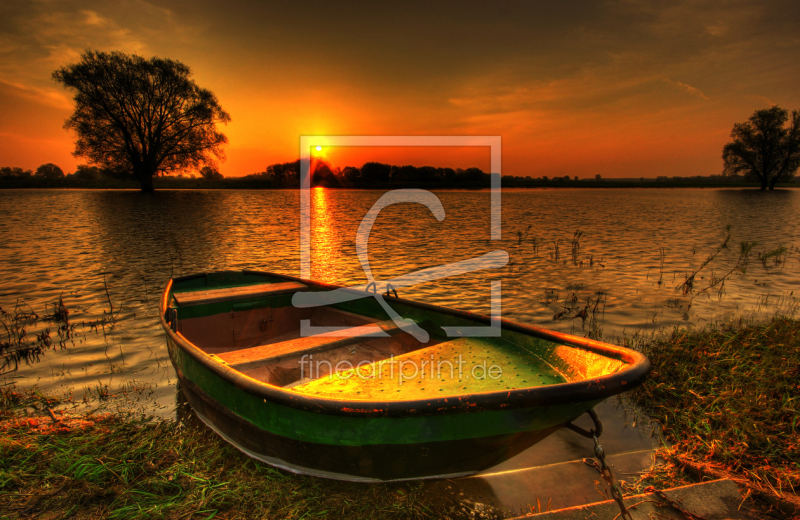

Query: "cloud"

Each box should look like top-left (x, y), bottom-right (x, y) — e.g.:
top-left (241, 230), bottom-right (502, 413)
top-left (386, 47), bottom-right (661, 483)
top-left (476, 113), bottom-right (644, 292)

top-left (705, 22), bottom-right (728, 36)
top-left (0, 0), bottom-right (193, 89)
top-left (81, 10), bottom-right (106, 27)
top-left (0, 79), bottom-right (72, 109)
top-left (663, 79), bottom-right (709, 100)
top-left (0, 0), bottom-right (798, 176)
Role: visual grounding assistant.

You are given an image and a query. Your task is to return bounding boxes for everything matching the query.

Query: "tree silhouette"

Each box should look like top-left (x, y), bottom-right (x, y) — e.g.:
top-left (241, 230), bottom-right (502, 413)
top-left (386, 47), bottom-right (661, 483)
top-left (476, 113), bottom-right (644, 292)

top-left (265, 160), bottom-right (299, 187)
top-left (311, 162), bottom-right (337, 187)
top-left (199, 166), bottom-right (223, 180)
top-left (341, 166), bottom-right (361, 183)
top-left (360, 162), bottom-right (392, 183)
top-left (723, 106), bottom-right (800, 190)
top-left (73, 164), bottom-right (101, 180)
top-left (35, 163), bottom-right (64, 179)
top-left (0, 167), bottom-right (33, 178)
top-left (53, 51), bottom-right (230, 192)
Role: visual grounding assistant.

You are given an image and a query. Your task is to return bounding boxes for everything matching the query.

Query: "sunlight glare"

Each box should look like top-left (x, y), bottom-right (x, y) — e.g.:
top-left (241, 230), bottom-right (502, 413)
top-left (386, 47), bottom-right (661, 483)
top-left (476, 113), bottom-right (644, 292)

top-left (311, 186), bottom-right (339, 283)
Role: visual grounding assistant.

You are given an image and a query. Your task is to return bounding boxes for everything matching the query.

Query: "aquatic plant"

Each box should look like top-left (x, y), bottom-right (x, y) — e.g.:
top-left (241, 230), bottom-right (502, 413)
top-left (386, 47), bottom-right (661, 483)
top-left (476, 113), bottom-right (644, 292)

top-left (676, 227), bottom-right (765, 299)
top-left (759, 245), bottom-right (789, 267)
top-left (0, 302), bottom-right (51, 372)
top-left (0, 283), bottom-right (125, 373)
top-left (570, 230), bottom-right (583, 265)
top-left (167, 232), bottom-right (184, 278)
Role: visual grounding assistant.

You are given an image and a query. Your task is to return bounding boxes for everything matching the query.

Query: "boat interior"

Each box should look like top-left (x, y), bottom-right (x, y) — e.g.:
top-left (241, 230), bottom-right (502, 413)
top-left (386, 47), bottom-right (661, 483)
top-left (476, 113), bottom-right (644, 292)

top-left (168, 277), bottom-right (626, 400)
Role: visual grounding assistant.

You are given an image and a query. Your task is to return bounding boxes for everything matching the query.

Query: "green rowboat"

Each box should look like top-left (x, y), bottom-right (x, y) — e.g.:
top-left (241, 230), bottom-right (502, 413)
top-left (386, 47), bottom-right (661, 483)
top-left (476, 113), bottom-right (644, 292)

top-left (161, 270), bottom-right (649, 482)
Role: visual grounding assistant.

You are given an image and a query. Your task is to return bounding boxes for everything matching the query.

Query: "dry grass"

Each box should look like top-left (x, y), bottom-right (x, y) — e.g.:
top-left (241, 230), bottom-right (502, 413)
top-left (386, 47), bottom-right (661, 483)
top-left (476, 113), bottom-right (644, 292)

top-left (0, 388), bottom-right (468, 520)
top-left (630, 315), bottom-right (800, 517)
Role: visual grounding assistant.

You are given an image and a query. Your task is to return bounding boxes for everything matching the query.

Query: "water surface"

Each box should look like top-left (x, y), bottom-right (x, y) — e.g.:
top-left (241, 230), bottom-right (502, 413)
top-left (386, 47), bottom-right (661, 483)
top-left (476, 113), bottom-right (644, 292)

top-left (1, 188), bottom-right (798, 413)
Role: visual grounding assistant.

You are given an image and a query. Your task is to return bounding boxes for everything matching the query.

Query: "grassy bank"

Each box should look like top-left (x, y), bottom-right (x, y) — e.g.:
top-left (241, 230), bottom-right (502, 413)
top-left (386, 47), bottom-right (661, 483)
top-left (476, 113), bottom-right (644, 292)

top-left (630, 315), bottom-right (800, 516)
top-left (0, 390), bottom-right (466, 519)
top-left (2, 318), bottom-right (798, 518)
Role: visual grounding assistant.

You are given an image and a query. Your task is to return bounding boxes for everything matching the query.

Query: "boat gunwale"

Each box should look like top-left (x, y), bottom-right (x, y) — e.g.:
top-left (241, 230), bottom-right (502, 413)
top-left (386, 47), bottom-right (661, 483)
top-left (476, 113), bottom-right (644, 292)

top-left (161, 270), bottom-right (651, 418)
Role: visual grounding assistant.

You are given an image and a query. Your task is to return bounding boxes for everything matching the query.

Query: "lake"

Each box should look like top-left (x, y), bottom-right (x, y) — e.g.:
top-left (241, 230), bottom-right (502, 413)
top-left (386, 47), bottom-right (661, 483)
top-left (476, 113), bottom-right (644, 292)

top-left (1, 187), bottom-right (798, 414)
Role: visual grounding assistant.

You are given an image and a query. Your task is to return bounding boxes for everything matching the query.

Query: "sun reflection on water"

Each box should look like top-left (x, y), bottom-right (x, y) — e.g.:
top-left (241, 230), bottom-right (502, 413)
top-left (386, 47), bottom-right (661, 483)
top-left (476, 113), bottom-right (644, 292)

top-left (310, 187), bottom-right (342, 283)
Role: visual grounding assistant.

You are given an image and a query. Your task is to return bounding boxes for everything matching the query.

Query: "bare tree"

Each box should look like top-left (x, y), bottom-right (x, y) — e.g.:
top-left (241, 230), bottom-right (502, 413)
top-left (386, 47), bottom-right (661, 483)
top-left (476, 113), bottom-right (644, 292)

top-left (53, 51), bottom-right (230, 191)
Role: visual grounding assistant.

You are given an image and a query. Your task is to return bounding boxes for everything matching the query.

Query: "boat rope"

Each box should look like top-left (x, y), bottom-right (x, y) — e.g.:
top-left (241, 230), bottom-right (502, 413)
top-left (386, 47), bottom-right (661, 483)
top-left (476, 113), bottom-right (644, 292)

top-left (384, 283), bottom-right (398, 298)
top-left (365, 282), bottom-right (377, 293)
top-left (591, 431), bottom-right (634, 520)
top-left (567, 409), bottom-right (633, 520)
top-left (564, 408), bottom-right (602, 438)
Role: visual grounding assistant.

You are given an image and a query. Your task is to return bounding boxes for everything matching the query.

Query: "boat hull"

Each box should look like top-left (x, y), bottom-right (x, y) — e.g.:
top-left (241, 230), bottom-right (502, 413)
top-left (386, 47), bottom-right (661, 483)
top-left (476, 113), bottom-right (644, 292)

top-left (170, 337), bottom-right (595, 481)
top-left (162, 270), bottom-right (649, 481)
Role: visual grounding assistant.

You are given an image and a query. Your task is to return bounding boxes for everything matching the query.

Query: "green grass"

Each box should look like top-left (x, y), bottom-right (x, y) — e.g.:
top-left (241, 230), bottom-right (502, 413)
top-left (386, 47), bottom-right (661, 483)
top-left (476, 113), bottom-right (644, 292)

top-left (4, 317), bottom-right (799, 518)
top-left (0, 390), bottom-right (465, 519)
top-left (630, 315), bottom-right (800, 512)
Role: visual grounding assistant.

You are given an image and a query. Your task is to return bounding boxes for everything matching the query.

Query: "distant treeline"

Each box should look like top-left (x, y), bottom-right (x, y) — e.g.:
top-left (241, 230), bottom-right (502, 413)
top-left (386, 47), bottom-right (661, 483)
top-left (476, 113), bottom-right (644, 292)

top-left (1, 163), bottom-right (138, 181)
top-left (248, 162), bottom-right (773, 189)
top-left (241, 160), bottom-right (491, 188)
top-left (0, 160), bottom-right (494, 189)
top-left (2, 162), bottom-right (795, 189)
top-left (502, 173), bottom-right (766, 188)
top-left (0, 163), bottom-right (224, 188)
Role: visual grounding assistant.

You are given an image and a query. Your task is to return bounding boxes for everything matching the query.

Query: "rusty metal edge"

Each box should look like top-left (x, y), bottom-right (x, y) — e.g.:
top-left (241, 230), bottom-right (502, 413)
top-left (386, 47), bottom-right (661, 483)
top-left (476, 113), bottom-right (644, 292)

top-left (160, 270), bottom-right (651, 418)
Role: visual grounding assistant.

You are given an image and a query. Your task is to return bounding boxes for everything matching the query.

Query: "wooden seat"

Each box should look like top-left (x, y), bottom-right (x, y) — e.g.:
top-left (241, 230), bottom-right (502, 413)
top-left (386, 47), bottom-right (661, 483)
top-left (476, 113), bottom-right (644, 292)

top-left (174, 281), bottom-right (306, 306)
top-left (217, 319), bottom-right (408, 369)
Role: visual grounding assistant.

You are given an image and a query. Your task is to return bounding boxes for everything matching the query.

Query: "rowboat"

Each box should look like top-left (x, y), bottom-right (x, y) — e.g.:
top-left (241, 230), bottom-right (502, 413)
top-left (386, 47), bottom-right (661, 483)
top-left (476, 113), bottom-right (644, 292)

top-left (160, 270), bottom-right (650, 482)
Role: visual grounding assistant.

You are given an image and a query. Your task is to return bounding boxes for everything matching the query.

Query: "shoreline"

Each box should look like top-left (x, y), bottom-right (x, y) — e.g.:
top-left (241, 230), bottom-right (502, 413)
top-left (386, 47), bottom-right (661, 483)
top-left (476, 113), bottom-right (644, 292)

top-left (1, 316), bottom-right (797, 518)
top-left (2, 183), bottom-right (797, 191)
top-left (2, 178), bottom-right (798, 191)
top-left (628, 315), bottom-right (800, 518)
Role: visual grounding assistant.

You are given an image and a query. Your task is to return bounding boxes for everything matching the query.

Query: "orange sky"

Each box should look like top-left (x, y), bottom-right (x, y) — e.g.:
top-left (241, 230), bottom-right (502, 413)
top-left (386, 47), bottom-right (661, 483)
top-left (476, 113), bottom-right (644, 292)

top-left (1, 1), bottom-right (798, 178)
